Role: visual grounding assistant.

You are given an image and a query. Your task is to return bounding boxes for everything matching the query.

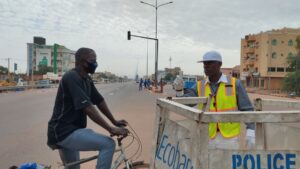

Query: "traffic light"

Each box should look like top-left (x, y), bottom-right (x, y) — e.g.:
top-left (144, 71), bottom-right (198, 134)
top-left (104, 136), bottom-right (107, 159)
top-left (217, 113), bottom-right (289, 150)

top-left (14, 63), bottom-right (17, 71)
top-left (127, 31), bottom-right (131, 40)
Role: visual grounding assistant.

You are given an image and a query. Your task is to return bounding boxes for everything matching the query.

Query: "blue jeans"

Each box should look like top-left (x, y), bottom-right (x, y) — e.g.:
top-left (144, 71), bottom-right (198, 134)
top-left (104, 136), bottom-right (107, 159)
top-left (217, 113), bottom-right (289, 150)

top-left (57, 128), bottom-right (116, 169)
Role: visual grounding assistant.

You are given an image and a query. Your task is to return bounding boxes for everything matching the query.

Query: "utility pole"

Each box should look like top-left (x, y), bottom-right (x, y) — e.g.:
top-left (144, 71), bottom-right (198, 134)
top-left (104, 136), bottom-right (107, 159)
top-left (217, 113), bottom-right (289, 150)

top-left (140, 0), bottom-right (173, 88)
top-left (3, 58), bottom-right (12, 81)
top-left (7, 58), bottom-right (10, 79)
top-left (127, 31), bottom-right (159, 86)
top-left (137, 31), bottom-right (149, 77)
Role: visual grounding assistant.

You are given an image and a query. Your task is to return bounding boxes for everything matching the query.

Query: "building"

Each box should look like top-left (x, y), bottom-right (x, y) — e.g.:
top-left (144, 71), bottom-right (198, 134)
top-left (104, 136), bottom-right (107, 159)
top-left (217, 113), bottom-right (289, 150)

top-left (165, 67), bottom-right (181, 77)
top-left (221, 66), bottom-right (240, 78)
top-left (157, 70), bottom-right (166, 81)
top-left (27, 37), bottom-right (75, 77)
top-left (220, 68), bottom-right (233, 76)
top-left (232, 65), bottom-right (240, 78)
top-left (240, 28), bottom-right (300, 90)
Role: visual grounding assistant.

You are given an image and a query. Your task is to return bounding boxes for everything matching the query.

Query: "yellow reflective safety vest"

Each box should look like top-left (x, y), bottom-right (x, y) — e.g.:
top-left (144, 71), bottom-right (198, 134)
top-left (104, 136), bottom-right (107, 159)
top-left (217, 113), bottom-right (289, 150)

top-left (197, 76), bottom-right (240, 139)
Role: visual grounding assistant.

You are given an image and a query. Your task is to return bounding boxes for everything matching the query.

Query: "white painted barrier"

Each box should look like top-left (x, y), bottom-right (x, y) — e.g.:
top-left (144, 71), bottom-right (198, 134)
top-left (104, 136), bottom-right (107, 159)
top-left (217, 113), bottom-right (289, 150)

top-left (254, 98), bottom-right (300, 151)
top-left (150, 97), bottom-right (300, 169)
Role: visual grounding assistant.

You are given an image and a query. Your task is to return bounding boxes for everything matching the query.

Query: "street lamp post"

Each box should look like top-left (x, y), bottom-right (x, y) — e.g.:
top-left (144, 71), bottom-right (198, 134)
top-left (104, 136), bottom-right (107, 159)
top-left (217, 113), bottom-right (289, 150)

top-left (140, 0), bottom-right (173, 88)
top-left (127, 32), bottom-right (158, 83)
top-left (138, 31), bottom-right (149, 77)
top-left (140, 0), bottom-right (173, 39)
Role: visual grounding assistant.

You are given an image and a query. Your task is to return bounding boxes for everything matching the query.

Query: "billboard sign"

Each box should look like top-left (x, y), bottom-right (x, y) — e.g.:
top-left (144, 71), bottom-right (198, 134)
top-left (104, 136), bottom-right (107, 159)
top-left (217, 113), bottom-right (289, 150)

top-left (36, 48), bottom-right (51, 69)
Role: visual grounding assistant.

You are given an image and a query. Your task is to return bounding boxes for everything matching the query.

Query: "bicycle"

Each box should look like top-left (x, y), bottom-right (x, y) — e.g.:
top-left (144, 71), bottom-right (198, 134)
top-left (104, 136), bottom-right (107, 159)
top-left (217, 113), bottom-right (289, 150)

top-left (62, 124), bottom-right (150, 169)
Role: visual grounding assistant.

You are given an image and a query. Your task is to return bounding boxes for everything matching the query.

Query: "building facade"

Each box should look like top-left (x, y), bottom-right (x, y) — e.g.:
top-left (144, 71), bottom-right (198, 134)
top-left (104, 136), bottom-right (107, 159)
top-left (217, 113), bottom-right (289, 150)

top-left (165, 67), bottom-right (181, 77)
top-left (240, 28), bottom-right (300, 90)
top-left (221, 66), bottom-right (240, 78)
top-left (27, 39), bottom-right (75, 76)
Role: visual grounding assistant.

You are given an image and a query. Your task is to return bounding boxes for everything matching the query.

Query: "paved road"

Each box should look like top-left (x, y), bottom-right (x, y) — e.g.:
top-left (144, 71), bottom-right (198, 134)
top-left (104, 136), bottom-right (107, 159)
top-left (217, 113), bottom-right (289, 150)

top-left (1, 83), bottom-right (300, 168)
top-left (0, 82), bottom-right (162, 168)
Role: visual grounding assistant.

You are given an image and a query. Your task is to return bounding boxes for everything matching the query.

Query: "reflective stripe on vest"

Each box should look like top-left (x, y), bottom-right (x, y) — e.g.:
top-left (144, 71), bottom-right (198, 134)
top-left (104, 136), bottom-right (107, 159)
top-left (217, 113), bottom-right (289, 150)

top-left (197, 76), bottom-right (240, 139)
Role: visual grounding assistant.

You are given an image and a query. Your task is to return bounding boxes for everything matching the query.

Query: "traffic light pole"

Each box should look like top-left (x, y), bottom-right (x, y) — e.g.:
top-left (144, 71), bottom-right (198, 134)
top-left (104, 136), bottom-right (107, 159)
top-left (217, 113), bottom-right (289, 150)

top-left (127, 31), bottom-right (159, 88)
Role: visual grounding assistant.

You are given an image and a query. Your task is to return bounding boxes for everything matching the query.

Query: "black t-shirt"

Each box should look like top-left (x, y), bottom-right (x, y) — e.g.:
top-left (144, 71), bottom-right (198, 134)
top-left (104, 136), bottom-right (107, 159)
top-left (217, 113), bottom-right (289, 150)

top-left (47, 69), bottom-right (104, 149)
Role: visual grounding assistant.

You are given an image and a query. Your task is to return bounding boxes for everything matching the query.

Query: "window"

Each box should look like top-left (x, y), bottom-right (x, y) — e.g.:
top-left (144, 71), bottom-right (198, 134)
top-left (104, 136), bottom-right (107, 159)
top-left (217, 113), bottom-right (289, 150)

top-left (288, 52), bottom-right (293, 58)
top-left (272, 39), bottom-right (277, 46)
top-left (272, 52), bottom-right (277, 59)
top-left (288, 40), bottom-right (293, 46)
top-left (281, 53), bottom-right (284, 57)
top-left (277, 67), bottom-right (284, 72)
top-left (268, 67), bottom-right (276, 72)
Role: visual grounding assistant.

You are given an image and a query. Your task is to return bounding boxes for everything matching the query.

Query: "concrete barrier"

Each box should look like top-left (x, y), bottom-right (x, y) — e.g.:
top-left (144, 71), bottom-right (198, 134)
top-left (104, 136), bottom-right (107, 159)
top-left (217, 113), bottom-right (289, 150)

top-left (254, 98), bottom-right (300, 150)
top-left (0, 84), bottom-right (58, 93)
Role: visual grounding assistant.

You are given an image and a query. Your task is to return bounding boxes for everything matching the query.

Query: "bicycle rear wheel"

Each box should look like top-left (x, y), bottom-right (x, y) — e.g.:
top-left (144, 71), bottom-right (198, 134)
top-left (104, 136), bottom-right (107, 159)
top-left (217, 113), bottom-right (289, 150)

top-left (123, 161), bottom-right (150, 169)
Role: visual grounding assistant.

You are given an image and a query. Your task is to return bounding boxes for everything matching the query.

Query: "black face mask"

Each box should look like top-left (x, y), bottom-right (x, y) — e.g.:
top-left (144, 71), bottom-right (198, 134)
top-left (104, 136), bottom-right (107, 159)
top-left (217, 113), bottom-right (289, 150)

top-left (86, 61), bottom-right (98, 74)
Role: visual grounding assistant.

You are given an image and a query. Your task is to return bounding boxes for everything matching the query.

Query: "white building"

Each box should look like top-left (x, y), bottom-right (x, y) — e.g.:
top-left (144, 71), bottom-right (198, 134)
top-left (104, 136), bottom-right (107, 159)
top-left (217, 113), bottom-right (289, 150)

top-left (27, 43), bottom-right (75, 76)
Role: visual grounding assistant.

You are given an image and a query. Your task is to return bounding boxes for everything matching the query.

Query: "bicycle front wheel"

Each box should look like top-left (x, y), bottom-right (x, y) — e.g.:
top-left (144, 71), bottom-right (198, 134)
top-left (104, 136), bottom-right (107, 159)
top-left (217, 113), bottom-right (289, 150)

top-left (123, 161), bottom-right (150, 169)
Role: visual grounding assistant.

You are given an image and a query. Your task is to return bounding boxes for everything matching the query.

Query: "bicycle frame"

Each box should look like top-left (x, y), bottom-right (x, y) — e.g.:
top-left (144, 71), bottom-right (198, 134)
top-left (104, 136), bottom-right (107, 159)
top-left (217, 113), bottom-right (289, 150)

top-left (111, 144), bottom-right (131, 169)
top-left (64, 136), bottom-right (132, 169)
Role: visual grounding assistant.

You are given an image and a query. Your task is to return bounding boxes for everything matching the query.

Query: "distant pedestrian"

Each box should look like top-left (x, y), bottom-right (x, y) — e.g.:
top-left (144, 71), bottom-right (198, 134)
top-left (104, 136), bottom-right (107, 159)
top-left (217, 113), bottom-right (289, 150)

top-left (148, 79), bottom-right (151, 88)
top-left (144, 79), bottom-right (147, 89)
top-left (139, 78), bottom-right (143, 91)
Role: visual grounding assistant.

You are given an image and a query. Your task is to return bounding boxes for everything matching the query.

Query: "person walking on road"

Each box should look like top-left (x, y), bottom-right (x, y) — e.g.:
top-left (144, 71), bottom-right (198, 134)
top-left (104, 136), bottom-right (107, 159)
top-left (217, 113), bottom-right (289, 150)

top-left (139, 78), bottom-right (143, 91)
top-left (144, 78), bottom-right (148, 89)
top-left (180, 51), bottom-right (255, 149)
top-left (47, 47), bottom-right (129, 169)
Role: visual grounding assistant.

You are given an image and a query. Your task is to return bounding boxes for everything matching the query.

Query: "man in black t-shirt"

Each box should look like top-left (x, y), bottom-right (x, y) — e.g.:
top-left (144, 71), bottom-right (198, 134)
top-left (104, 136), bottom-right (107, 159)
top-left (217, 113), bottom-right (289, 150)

top-left (47, 48), bottom-right (128, 169)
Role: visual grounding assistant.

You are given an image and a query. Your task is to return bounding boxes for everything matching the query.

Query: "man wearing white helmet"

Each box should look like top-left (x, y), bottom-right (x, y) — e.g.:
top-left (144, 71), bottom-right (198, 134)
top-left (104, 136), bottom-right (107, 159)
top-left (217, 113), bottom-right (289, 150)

top-left (184, 51), bottom-right (255, 149)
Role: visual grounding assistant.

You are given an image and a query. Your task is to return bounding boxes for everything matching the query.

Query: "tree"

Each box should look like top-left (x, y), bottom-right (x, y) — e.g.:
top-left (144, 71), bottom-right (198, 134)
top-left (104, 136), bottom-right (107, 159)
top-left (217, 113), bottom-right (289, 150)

top-left (165, 73), bottom-right (175, 81)
top-left (0, 66), bottom-right (8, 74)
top-left (34, 65), bottom-right (53, 75)
top-left (282, 35), bottom-right (300, 95)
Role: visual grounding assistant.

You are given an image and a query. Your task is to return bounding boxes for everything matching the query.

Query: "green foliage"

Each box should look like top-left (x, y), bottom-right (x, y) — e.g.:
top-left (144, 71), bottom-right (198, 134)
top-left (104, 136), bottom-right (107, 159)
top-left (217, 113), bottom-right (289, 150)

top-left (165, 73), bottom-right (175, 81)
top-left (34, 65), bottom-right (53, 75)
top-left (0, 66), bottom-right (8, 74)
top-left (283, 35), bottom-right (300, 94)
top-left (282, 70), bottom-right (300, 94)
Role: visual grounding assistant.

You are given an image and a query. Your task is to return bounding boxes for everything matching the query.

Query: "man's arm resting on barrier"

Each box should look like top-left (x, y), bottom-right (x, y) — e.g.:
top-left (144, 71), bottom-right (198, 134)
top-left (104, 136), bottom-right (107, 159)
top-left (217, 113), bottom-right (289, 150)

top-left (236, 79), bottom-right (255, 146)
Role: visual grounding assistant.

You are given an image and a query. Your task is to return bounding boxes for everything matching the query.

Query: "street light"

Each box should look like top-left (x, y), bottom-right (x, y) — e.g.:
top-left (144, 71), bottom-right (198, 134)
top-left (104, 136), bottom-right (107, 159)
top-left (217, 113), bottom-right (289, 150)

top-left (140, 0), bottom-right (173, 88)
top-left (127, 31), bottom-right (158, 84)
top-left (137, 31), bottom-right (149, 77)
top-left (140, 0), bottom-right (173, 39)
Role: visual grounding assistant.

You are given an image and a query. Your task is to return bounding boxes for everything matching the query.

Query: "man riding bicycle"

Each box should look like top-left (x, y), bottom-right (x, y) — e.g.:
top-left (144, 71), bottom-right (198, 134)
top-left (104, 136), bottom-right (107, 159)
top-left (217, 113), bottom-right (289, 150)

top-left (47, 47), bottom-right (129, 169)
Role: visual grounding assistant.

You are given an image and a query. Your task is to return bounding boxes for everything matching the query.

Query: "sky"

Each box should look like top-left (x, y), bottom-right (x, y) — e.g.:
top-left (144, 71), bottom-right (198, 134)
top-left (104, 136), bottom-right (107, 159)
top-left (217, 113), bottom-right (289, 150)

top-left (0, 0), bottom-right (300, 78)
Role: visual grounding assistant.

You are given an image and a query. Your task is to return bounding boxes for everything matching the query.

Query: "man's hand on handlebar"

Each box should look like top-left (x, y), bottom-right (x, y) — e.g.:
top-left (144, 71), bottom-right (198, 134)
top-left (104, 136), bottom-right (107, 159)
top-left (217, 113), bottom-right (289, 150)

top-left (113, 119), bottom-right (128, 127)
top-left (109, 126), bottom-right (129, 137)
